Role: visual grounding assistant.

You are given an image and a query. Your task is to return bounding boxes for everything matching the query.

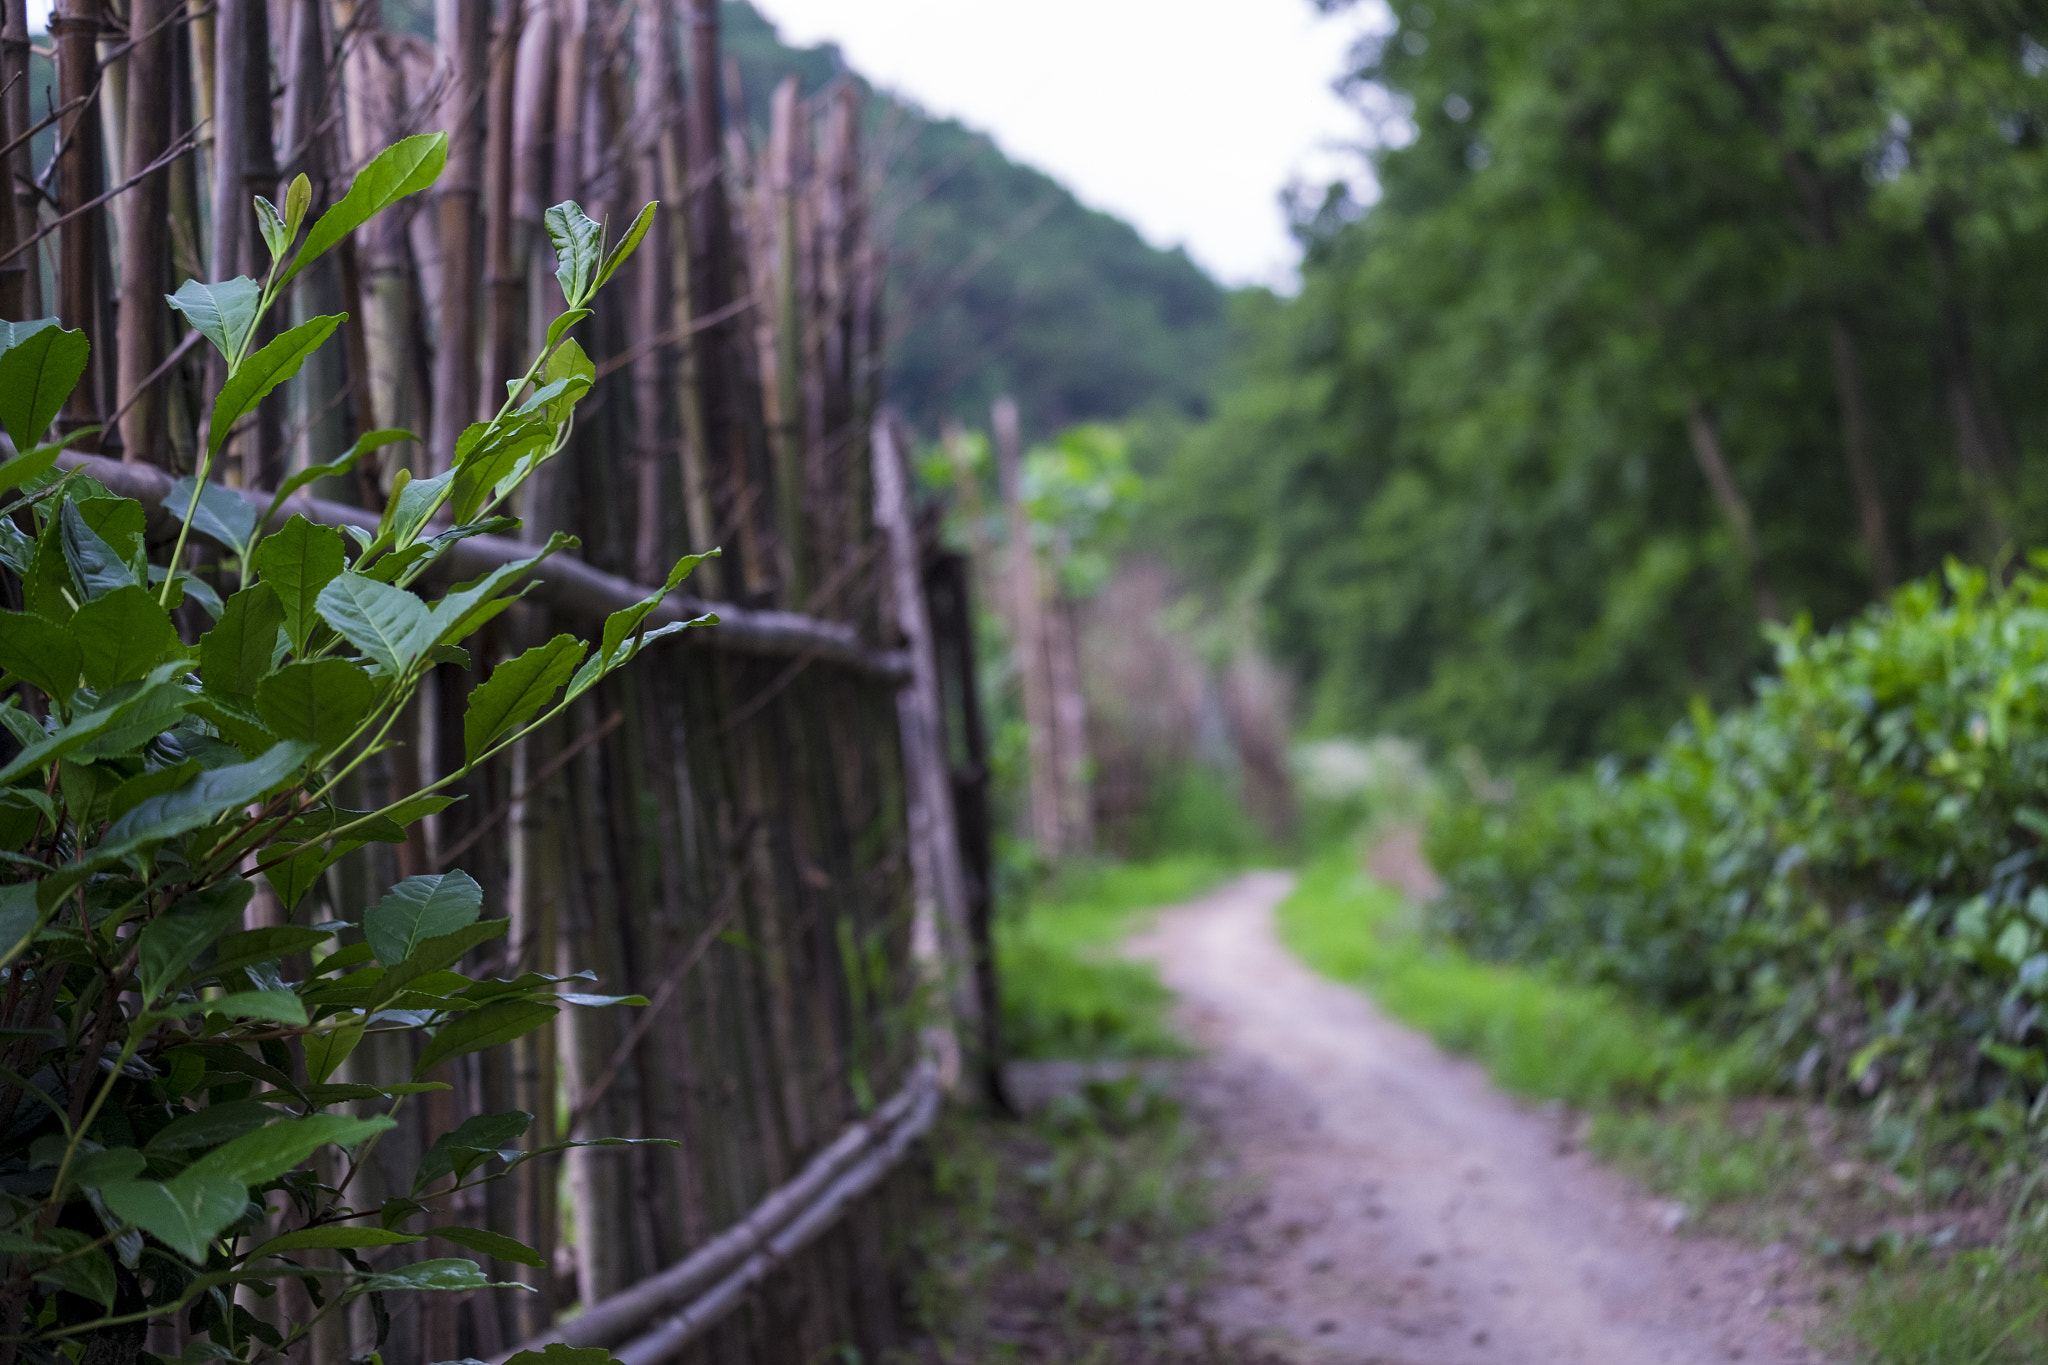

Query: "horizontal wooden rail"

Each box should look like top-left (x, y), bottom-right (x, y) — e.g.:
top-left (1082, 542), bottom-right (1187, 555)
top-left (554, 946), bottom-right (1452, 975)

top-left (499, 1063), bottom-right (941, 1362)
top-left (57, 454), bottom-right (912, 682)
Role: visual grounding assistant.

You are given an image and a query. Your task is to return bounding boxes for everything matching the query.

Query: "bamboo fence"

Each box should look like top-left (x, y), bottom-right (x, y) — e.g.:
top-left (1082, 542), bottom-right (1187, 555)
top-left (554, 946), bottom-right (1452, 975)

top-left (6, 0), bottom-right (996, 1358)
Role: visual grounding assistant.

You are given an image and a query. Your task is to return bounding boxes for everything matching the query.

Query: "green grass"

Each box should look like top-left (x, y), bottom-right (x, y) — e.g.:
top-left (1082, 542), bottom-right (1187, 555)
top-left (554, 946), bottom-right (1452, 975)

top-left (1276, 849), bottom-right (1760, 1106)
top-left (998, 856), bottom-right (1236, 1061)
top-left (1841, 1250), bottom-right (2048, 1364)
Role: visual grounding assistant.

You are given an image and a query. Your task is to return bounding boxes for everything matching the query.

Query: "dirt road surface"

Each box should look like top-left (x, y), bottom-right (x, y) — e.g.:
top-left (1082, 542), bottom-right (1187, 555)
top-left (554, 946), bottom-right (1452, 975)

top-left (1128, 871), bottom-right (1832, 1365)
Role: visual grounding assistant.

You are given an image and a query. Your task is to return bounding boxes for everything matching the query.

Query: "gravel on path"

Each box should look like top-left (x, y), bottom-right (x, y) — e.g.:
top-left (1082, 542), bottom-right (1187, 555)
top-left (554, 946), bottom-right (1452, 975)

top-left (1127, 870), bottom-right (1834, 1365)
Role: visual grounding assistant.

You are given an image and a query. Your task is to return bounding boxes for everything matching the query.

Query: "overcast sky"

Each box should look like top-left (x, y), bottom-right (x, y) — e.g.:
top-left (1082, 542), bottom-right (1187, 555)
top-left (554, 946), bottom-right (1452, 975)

top-left (757, 0), bottom-right (1387, 286)
top-left (23, 0), bottom-right (1386, 285)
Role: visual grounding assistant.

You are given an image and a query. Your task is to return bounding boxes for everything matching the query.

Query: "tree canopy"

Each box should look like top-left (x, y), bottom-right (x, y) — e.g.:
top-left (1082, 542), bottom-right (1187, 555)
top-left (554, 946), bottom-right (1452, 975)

top-left (1147, 0), bottom-right (2048, 763)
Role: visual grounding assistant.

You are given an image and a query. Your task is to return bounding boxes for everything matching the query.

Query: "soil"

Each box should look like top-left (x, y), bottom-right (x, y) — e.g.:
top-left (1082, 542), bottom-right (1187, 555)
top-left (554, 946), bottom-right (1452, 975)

top-left (1126, 871), bottom-right (1838, 1365)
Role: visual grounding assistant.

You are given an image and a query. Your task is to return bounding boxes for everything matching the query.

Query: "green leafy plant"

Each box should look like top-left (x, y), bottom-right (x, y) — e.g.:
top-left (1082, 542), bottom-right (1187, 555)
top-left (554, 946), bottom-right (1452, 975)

top-left (0, 135), bottom-right (708, 1363)
top-left (1427, 559), bottom-right (2048, 1117)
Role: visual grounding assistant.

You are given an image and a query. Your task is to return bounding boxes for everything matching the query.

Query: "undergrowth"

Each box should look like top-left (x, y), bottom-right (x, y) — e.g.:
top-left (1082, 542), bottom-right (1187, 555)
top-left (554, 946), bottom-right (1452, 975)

top-left (998, 856), bottom-right (1233, 1060)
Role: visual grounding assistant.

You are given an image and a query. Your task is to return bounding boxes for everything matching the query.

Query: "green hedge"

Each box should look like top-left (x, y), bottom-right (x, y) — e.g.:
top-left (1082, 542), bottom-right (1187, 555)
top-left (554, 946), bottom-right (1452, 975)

top-left (1427, 561), bottom-right (2048, 1115)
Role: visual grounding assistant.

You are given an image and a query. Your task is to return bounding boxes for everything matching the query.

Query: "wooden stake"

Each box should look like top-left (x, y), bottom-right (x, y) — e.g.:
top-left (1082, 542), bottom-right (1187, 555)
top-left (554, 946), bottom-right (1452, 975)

top-left (0, 0), bottom-right (37, 317)
top-left (993, 396), bottom-right (1060, 858)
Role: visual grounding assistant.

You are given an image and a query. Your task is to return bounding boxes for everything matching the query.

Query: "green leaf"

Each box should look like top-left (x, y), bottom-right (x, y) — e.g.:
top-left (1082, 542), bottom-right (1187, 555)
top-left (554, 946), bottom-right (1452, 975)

top-left (413, 1110), bottom-right (531, 1190)
top-left (207, 925), bottom-right (332, 978)
top-left (0, 883), bottom-right (43, 961)
top-left (450, 421), bottom-right (548, 523)
top-left (252, 1225), bottom-right (421, 1258)
top-left (431, 1224), bottom-right (544, 1268)
top-left (372, 919), bottom-right (507, 1004)
top-left (254, 194), bottom-right (291, 263)
top-left (251, 515), bottom-right (347, 652)
top-left (540, 338), bottom-right (595, 428)
top-left (0, 607), bottom-right (81, 701)
top-left (356, 1257), bottom-right (504, 1294)
top-left (505, 1345), bottom-right (616, 1365)
top-left (0, 443), bottom-right (60, 499)
top-left (257, 659), bottom-right (376, 750)
top-left (285, 134), bottom-right (448, 287)
top-left (137, 879), bottom-right (254, 1002)
top-left (544, 201), bottom-right (605, 307)
top-left (165, 278), bottom-right (261, 362)
top-left (200, 583), bottom-right (287, 697)
top-left (201, 990), bottom-right (309, 1025)
top-left (386, 467), bottom-right (455, 550)
top-left (430, 534), bottom-right (577, 647)
top-left (144, 1099), bottom-right (277, 1153)
top-left (414, 1000), bottom-right (556, 1078)
top-left (594, 200), bottom-right (658, 294)
top-left (303, 1021), bottom-right (363, 1083)
top-left (284, 173), bottom-right (312, 241)
top-left (106, 761), bottom-right (199, 823)
top-left (0, 677), bottom-right (192, 786)
top-left (167, 475), bottom-right (260, 555)
top-left (600, 551), bottom-right (716, 661)
top-left (74, 584), bottom-right (182, 691)
top-left (0, 318), bottom-right (89, 453)
top-left (98, 1170), bottom-right (248, 1262)
top-left (99, 741), bottom-right (314, 867)
top-left (190, 1112), bottom-right (394, 1187)
top-left (316, 572), bottom-right (436, 674)
top-left (364, 871), bottom-right (483, 968)
top-left (208, 315), bottom-right (344, 460)
top-left (541, 308), bottom-right (591, 356)
top-left (258, 429), bottom-right (414, 535)
top-left (60, 498), bottom-right (139, 598)
top-left (31, 1240), bottom-right (116, 1308)
top-left (462, 634), bottom-right (584, 763)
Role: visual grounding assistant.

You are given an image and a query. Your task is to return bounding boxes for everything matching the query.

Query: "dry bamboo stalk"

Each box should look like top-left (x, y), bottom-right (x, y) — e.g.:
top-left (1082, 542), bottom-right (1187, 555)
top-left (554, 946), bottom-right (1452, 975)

top-left (53, 0), bottom-right (105, 433)
top-left (428, 0), bottom-right (485, 470)
top-left (874, 415), bottom-right (980, 1093)
top-left (764, 76), bottom-right (804, 601)
top-left (993, 397), bottom-right (1061, 856)
top-left (480, 0), bottom-right (524, 409)
top-left (115, 0), bottom-right (173, 462)
top-left (1045, 595), bottom-right (1092, 854)
top-left (0, 0), bottom-right (37, 317)
top-left (626, 0), bottom-right (666, 585)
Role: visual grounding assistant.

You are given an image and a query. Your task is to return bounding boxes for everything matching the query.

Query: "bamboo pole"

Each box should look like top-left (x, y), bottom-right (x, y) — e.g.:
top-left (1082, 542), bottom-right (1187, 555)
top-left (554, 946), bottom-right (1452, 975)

top-left (115, 0), bottom-right (173, 462)
top-left (53, 0), bottom-right (105, 434)
top-left (1045, 594), bottom-right (1092, 855)
top-left (480, 0), bottom-right (524, 409)
top-left (993, 396), bottom-right (1060, 857)
top-left (626, 0), bottom-right (666, 585)
top-left (428, 0), bottom-right (485, 470)
top-left (0, 0), bottom-right (36, 317)
top-left (764, 75), bottom-right (804, 601)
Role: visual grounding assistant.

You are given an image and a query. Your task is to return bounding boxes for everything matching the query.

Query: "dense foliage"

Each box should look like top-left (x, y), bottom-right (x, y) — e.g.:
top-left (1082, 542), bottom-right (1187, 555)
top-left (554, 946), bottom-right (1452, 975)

top-left (1429, 561), bottom-right (2048, 1120)
top-left (1151, 0), bottom-right (2048, 761)
top-left (722, 2), bottom-right (1229, 437)
top-left (0, 140), bottom-right (694, 1361)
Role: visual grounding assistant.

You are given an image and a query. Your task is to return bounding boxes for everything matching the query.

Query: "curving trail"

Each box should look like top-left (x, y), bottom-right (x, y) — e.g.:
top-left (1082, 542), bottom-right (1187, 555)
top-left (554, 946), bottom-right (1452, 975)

top-left (1127, 871), bottom-right (1832, 1365)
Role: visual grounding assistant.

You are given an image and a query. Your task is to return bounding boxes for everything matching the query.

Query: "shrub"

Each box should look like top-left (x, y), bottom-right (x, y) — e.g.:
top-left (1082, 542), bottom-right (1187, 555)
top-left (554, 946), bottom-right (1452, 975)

top-left (1428, 561), bottom-right (2048, 1112)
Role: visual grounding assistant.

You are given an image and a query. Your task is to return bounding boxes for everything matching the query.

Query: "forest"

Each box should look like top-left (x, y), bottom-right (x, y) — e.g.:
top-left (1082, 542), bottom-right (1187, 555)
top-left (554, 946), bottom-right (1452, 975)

top-left (10, 0), bottom-right (2048, 1360)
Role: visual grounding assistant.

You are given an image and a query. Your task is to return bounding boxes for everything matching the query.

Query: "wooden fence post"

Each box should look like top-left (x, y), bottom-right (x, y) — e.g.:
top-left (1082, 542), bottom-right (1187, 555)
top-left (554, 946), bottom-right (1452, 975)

top-left (873, 413), bottom-right (982, 1099)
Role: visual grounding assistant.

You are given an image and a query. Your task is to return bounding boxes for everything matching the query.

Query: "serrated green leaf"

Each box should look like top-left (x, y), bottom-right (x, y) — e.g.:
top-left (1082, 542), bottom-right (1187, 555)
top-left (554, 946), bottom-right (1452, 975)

top-left (0, 318), bottom-right (89, 453)
top-left (257, 429), bottom-right (414, 537)
top-left (356, 1256), bottom-right (506, 1294)
top-left (200, 583), bottom-right (287, 697)
top-left (99, 1170), bottom-right (247, 1262)
top-left (413, 1110), bottom-right (531, 1191)
top-left (430, 534), bottom-right (576, 647)
top-left (594, 200), bottom-right (658, 294)
top-left (166, 476), bottom-right (259, 556)
top-left (99, 741), bottom-right (313, 867)
top-left (0, 443), bottom-right (60, 499)
top-left (284, 173), bottom-right (311, 240)
top-left (254, 194), bottom-right (291, 263)
top-left (209, 315), bottom-right (344, 460)
top-left (144, 1099), bottom-right (277, 1153)
top-left (315, 573), bottom-right (436, 674)
top-left (74, 585), bottom-right (182, 691)
top-left (256, 659), bottom-right (376, 750)
top-left (462, 634), bottom-right (584, 763)
top-left (251, 515), bottom-right (347, 653)
top-left (364, 871), bottom-right (483, 968)
top-left (0, 607), bottom-right (81, 701)
top-left (201, 990), bottom-right (308, 1025)
top-left (303, 1020), bottom-right (363, 1083)
top-left (544, 201), bottom-right (605, 307)
top-left (60, 499), bottom-right (138, 598)
top-left (252, 1225), bottom-right (421, 1258)
top-left (506, 1344), bottom-right (615, 1365)
top-left (284, 134), bottom-right (447, 287)
top-left (431, 1224), bottom-right (544, 1268)
top-left (190, 1112), bottom-right (393, 1188)
top-left (165, 278), bottom-right (261, 362)
top-left (137, 880), bottom-right (255, 1002)
top-left (415, 1000), bottom-right (555, 1078)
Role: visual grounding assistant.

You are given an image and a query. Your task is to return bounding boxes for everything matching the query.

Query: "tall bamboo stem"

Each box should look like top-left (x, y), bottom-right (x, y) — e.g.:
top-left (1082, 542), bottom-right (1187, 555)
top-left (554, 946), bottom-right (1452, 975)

top-left (116, 0), bottom-right (173, 462)
top-left (428, 0), bottom-right (485, 470)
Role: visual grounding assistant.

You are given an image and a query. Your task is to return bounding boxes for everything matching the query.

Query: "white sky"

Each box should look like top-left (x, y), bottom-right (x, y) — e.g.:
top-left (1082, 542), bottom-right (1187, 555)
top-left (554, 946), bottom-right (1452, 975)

top-left (25, 0), bottom-right (1387, 285)
top-left (758, 0), bottom-right (1388, 286)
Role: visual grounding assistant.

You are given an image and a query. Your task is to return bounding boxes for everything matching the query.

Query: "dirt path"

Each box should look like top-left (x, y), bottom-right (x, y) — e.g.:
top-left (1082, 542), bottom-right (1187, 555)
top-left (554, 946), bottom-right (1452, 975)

top-left (1127, 871), bottom-right (1832, 1365)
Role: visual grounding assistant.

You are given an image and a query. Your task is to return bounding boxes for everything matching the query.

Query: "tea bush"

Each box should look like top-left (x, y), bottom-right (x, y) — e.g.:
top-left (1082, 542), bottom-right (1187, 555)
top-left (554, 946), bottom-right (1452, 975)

top-left (1428, 560), bottom-right (2048, 1114)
